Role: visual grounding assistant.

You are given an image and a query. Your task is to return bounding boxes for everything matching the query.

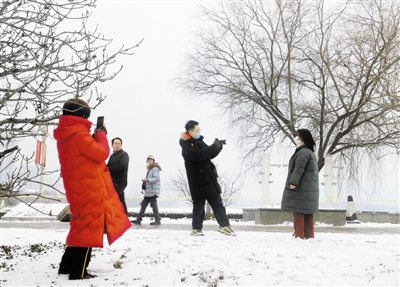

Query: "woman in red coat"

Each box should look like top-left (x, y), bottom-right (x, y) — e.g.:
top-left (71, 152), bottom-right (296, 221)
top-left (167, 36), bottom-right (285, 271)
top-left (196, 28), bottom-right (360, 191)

top-left (54, 98), bottom-right (131, 280)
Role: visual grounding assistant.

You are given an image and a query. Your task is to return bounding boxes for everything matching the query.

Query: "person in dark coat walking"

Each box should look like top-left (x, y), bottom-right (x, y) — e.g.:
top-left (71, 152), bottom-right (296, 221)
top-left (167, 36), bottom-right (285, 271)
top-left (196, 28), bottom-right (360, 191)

top-left (281, 129), bottom-right (319, 239)
top-left (179, 120), bottom-right (236, 236)
top-left (107, 137), bottom-right (129, 214)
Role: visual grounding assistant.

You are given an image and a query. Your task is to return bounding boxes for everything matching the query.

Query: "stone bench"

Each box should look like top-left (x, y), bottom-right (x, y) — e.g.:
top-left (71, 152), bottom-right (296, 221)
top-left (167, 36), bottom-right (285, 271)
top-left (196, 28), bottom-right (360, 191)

top-left (356, 212), bottom-right (400, 224)
top-left (243, 208), bottom-right (346, 226)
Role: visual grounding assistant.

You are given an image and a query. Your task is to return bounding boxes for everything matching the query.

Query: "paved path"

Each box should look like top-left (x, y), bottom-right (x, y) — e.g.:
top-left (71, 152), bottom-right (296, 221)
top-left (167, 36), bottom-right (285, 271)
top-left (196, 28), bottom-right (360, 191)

top-left (1, 220), bottom-right (399, 235)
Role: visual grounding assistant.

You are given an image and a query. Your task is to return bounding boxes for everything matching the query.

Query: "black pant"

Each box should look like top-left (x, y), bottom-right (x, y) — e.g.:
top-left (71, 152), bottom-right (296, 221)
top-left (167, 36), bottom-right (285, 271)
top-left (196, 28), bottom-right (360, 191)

top-left (59, 246), bottom-right (92, 280)
top-left (192, 195), bottom-right (230, 230)
top-left (137, 195), bottom-right (161, 222)
top-left (114, 184), bottom-right (128, 214)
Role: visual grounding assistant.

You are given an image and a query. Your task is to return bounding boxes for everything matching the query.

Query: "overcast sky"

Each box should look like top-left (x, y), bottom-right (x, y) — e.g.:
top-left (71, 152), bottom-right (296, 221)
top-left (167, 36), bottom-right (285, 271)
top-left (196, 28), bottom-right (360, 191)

top-left (18, 0), bottom-right (399, 212)
top-left (44, 1), bottom-right (244, 195)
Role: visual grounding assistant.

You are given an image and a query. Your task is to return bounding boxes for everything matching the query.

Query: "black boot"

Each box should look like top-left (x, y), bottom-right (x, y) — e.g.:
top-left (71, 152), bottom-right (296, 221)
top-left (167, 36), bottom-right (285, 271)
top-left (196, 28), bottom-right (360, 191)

top-left (131, 219), bottom-right (141, 225)
top-left (69, 273), bottom-right (97, 280)
top-left (84, 272), bottom-right (97, 279)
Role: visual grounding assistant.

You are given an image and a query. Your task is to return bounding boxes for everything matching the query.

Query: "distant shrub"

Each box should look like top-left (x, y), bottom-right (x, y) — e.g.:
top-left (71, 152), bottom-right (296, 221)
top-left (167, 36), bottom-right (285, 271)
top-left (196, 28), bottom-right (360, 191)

top-left (127, 212), bottom-right (243, 220)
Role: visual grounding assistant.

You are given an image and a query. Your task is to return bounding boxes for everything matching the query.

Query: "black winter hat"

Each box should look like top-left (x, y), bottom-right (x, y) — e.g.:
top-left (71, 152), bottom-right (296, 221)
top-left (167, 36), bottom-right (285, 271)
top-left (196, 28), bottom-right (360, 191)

top-left (62, 98), bottom-right (91, 119)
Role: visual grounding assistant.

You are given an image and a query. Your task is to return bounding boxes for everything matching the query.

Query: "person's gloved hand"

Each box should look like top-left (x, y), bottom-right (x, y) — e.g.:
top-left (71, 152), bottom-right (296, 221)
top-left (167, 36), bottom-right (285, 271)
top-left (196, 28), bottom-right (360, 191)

top-left (95, 125), bottom-right (108, 135)
top-left (213, 139), bottom-right (222, 149)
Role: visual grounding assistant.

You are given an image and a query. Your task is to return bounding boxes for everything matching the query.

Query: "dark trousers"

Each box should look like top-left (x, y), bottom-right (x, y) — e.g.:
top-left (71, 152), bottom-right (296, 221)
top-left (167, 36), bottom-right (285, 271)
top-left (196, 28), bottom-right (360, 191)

top-left (114, 184), bottom-right (128, 214)
top-left (59, 246), bottom-right (92, 280)
top-left (293, 212), bottom-right (314, 239)
top-left (137, 195), bottom-right (161, 222)
top-left (192, 195), bottom-right (230, 230)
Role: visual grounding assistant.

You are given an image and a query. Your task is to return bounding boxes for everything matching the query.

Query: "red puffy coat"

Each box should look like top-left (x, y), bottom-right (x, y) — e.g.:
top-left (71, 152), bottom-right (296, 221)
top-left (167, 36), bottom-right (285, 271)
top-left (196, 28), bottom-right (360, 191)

top-left (53, 115), bottom-right (131, 248)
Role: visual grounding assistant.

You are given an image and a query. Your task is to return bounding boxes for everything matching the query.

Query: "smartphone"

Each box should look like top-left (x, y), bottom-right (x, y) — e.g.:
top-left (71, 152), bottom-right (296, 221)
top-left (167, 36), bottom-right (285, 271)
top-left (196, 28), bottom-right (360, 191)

top-left (96, 116), bottom-right (104, 129)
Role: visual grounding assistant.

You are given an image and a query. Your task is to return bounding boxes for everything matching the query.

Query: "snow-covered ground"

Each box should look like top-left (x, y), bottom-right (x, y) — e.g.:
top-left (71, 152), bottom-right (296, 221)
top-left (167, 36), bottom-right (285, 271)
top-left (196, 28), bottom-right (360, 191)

top-left (0, 203), bottom-right (399, 286)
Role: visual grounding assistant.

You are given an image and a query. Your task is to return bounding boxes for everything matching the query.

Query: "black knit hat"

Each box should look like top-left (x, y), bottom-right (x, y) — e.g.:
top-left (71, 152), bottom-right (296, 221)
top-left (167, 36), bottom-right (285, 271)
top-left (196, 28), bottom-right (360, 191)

top-left (62, 98), bottom-right (91, 119)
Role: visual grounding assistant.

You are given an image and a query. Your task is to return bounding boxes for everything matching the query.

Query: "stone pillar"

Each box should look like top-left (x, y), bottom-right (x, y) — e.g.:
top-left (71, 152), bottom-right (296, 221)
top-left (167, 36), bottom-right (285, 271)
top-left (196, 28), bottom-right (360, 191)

top-left (324, 154), bottom-right (334, 208)
top-left (261, 152), bottom-right (271, 206)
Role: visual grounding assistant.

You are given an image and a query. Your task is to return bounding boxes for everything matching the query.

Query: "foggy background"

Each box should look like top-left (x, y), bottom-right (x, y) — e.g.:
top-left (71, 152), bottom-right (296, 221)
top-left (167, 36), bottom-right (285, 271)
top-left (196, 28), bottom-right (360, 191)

top-left (15, 1), bottom-right (400, 213)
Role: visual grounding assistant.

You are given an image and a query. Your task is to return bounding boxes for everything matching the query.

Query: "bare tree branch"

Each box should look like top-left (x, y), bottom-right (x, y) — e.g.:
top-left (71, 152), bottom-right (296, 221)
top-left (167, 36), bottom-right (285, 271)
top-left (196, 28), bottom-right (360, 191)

top-left (0, 0), bottom-right (142, 205)
top-left (170, 168), bottom-right (243, 209)
top-left (177, 0), bottom-right (400, 187)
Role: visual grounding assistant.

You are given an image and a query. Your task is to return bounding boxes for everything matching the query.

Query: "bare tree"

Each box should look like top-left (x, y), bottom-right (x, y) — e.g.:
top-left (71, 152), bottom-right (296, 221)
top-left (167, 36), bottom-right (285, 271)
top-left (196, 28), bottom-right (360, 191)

top-left (217, 173), bottom-right (243, 208)
top-left (170, 169), bottom-right (192, 206)
top-left (170, 168), bottom-right (243, 209)
top-left (178, 0), bottom-right (400, 178)
top-left (0, 0), bottom-right (141, 210)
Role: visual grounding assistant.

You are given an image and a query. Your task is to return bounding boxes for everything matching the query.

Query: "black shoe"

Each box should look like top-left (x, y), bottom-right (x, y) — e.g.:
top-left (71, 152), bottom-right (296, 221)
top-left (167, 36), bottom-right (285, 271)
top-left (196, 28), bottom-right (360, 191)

top-left (150, 221), bottom-right (161, 225)
top-left (69, 273), bottom-right (97, 280)
top-left (131, 219), bottom-right (141, 225)
top-left (58, 270), bottom-right (69, 275)
top-left (83, 273), bottom-right (97, 279)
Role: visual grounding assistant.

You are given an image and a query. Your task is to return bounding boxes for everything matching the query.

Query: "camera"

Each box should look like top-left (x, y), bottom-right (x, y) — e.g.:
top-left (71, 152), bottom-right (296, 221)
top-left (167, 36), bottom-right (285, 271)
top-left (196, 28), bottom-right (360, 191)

top-left (216, 138), bottom-right (227, 145)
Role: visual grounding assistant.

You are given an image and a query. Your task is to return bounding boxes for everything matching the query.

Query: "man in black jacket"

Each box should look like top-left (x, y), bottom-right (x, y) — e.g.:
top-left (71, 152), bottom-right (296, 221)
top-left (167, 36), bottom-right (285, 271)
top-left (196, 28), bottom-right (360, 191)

top-left (107, 137), bottom-right (129, 214)
top-left (179, 120), bottom-right (236, 236)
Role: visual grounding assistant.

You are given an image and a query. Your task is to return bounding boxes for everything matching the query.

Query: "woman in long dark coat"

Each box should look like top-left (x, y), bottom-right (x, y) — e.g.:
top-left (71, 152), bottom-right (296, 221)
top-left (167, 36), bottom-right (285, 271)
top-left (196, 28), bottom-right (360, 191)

top-left (281, 129), bottom-right (319, 239)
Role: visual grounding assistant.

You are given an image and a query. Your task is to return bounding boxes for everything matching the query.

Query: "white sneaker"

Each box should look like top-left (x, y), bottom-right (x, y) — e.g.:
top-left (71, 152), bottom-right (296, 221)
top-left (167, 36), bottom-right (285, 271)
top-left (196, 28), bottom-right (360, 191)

top-left (218, 226), bottom-right (236, 236)
top-left (190, 229), bottom-right (204, 236)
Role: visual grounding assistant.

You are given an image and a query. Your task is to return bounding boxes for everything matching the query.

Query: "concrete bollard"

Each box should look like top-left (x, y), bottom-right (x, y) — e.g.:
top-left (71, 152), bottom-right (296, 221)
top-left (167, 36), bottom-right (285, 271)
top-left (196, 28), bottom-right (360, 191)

top-left (346, 195), bottom-right (360, 224)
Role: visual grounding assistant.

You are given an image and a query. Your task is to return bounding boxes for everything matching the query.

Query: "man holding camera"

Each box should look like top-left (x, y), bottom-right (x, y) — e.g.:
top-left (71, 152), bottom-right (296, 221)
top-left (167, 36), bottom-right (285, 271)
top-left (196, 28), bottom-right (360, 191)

top-left (179, 120), bottom-right (236, 236)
